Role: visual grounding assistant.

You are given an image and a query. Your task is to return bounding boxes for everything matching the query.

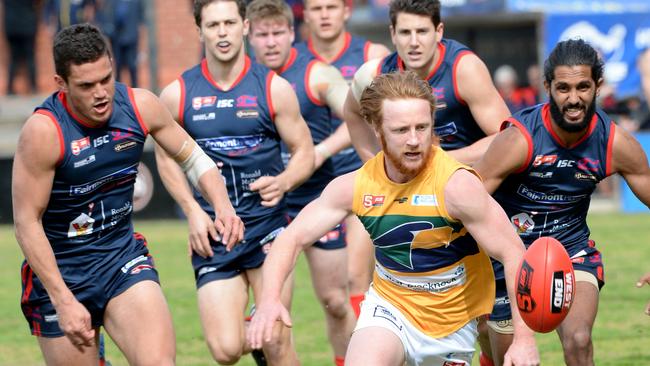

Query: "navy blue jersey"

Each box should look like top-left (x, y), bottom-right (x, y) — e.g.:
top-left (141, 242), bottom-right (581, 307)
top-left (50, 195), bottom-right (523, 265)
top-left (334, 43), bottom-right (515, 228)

top-left (179, 57), bottom-right (287, 238)
top-left (278, 48), bottom-right (335, 211)
top-left (35, 83), bottom-right (148, 266)
top-left (494, 103), bottom-right (615, 257)
top-left (296, 32), bottom-right (369, 174)
top-left (380, 38), bottom-right (484, 150)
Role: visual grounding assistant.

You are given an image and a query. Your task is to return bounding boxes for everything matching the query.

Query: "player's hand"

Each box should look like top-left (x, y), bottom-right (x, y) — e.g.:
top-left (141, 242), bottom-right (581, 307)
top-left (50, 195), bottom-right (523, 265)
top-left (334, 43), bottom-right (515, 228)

top-left (187, 206), bottom-right (217, 258)
top-left (249, 176), bottom-right (286, 207)
top-left (214, 208), bottom-right (244, 251)
top-left (55, 294), bottom-right (95, 352)
top-left (636, 272), bottom-right (650, 315)
top-left (246, 300), bottom-right (292, 350)
top-left (503, 334), bottom-right (539, 366)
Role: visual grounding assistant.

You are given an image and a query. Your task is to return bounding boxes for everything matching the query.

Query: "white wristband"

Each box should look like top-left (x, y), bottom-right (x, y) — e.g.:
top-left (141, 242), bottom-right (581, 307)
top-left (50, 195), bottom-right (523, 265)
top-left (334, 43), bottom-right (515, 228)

top-left (315, 144), bottom-right (332, 159)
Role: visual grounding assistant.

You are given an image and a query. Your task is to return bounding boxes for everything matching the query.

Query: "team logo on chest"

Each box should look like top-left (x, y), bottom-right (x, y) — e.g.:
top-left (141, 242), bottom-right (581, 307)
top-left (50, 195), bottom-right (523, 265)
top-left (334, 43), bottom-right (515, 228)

top-left (374, 221), bottom-right (435, 269)
top-left (71, 137), bottom-right (91, 155)
top-left (192, 96), bottom-right (217, 110)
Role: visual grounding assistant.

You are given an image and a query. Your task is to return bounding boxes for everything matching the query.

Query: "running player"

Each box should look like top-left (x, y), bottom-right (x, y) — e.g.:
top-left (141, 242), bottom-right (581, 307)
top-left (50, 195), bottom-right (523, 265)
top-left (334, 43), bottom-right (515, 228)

top-left (13, 23), bottom-right (242, 366)
top-left (246, 1), bottom-right (355, 363)
top-left (154, 0), bottom-right (313, 364)
top-left (344, 0), bottom-right (509, 165)
top-left (297, 0), bottom-right (391, 317)
top-left (247, 71), bottom-right (539, 366)
top-left (473, 39), bottom-right (650, 366)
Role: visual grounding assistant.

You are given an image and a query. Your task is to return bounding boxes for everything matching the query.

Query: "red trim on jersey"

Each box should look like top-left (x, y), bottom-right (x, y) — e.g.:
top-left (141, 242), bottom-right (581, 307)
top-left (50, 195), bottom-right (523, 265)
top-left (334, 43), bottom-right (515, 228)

top-left (542, 103), bottom-right (598, 149)
top-left (21, 262), bottom-right (33, 304)
top-left (278, 48), bottom-right (298, 75)
top-left (127, 87), bottom-right (149, 136)
top-left (503, 117), bottom-right (533, 174)
top-left (58, 92), bottom-right (107, 128)
top-left (605, 121), bottom-right (616, 176)
top-left (308, 32), bottom-right (352, 64)
top-left (305, 60), bottom-right (325, 106)
top-left (376, 56), bottom-right (386, 75)
top-left (397, 42), bottom-right (445, 81)
top-left (452, 50), bottom-right (473, 106)
top-left (34, 109), bottom-right (65, 166)
top-left (363, 41), bottom-right (371, 62)
top-left (201, 56), bottom-right (251, 91)
top-left (266, 72), bottom-right (276, 121)
top-left (178, 77), bottom-right (186, 127)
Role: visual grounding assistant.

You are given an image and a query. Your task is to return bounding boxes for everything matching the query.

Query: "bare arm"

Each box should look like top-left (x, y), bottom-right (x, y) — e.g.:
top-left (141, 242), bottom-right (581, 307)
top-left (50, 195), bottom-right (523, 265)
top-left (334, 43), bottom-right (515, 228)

top-left (13, 114), bottom-right (95, 349)
top-left (309, 62), bottom-right (353, 167)
top-left (448, 53), bottom-right (511, 165)
top-left (249, 74), bottom-right (314, 206)
top-left (473, 125), bottom-right (529, 194)
top-left (366, 42), bottom-right (391, 60)
top-left (445, 169), bottom-right (539, 366)
top-left (247, 172), bottom-right (355, 348)
top-left (344, 59), bottom-right (382, 162)
top-left (611, 124), bottom-right (650, 207)
top-left (137, 85), bottom-right (243, 253)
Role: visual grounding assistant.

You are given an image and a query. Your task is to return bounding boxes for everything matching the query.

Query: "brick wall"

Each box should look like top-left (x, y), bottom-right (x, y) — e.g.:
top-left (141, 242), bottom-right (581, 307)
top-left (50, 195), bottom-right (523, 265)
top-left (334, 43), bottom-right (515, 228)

top-left (0, 0), bottom-right (202, 95)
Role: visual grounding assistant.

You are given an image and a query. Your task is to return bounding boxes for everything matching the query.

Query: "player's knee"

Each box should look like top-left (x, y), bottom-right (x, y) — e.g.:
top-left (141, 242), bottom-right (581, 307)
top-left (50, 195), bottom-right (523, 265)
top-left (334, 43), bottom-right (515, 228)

top-left (562, 328), bottom-right (592, 354)
top-left (206, 339), bottom-right (243, 365)
top-left (321, 292), bottom-right (352, 319)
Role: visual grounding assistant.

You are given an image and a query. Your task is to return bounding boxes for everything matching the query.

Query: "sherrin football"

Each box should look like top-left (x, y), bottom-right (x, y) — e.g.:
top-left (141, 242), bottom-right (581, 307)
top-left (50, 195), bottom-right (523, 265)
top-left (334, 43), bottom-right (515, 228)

top-left (515, 236), bottom-right (575, 333)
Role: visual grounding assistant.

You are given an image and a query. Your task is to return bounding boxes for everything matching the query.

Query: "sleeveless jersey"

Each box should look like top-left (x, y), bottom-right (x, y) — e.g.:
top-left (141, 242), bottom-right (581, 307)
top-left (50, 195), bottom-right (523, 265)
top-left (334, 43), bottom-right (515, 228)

top-left (380, 38), bottom-right (484, 150)
top-left (278, 48), bottom-right (335, 210)
top-left (296, 32), bottom-right (370, 174)
top-left (35, 83), bottom-right (148, 266)
top-left (493, 103), bottom-right (615, 257)
top-left (179, 57), bottom-right (286, 238)
top-left (352, 147), bottom-right (494, 338)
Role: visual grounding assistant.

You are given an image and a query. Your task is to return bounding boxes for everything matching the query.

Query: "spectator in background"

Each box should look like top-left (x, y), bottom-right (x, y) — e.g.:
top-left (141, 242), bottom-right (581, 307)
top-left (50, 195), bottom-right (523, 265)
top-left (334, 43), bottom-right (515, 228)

top-left (525, 63), bottom-right (543, 103)
top-left (105, 0), bottom-right (144, 87)
top-left (44, 0), bottom-right (95, 33)
top-left (3, 0), bottom-right (39, 95)
top-left (493, 64), bottom-right (536, 113)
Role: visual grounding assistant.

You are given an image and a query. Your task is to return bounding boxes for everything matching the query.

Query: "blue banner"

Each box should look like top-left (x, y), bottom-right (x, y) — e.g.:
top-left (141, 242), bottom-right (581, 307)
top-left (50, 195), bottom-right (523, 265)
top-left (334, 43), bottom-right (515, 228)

top-left (508, 0), bottom-right (650, 14)
top-left (544, 13), bottom-right (650, 98)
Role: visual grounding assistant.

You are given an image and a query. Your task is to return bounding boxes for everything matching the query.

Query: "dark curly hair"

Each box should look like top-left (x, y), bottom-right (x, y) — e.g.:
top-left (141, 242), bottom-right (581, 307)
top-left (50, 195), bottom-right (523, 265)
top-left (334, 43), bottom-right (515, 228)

top-left (53, 23), bottom-right (111, 81)
top-left (544, 39), bottom-right (605, 84)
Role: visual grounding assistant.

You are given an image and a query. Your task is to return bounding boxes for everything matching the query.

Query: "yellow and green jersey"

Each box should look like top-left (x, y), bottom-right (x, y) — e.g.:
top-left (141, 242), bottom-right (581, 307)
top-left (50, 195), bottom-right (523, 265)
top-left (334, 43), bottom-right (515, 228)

top-left (352, 146), bottom-right (495, 338)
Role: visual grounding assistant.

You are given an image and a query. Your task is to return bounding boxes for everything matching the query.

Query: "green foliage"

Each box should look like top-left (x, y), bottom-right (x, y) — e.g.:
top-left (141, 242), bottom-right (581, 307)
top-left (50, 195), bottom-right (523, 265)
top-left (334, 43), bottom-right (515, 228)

top-left (1, 214), bottom-right (649, 365)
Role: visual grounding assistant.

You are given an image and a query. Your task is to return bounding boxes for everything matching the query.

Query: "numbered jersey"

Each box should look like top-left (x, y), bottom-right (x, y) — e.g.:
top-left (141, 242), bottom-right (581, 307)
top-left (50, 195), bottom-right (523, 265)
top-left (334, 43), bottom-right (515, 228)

top-left (352, 147), bottom-right (494, 338)
top-left (35, 83), bottom-right (148, 266)
top-left (296, 33), bottom-right (371, 174)
top-left (179, 57), bottom-right (287, 238)
top-left (380, 38), bottom-right (484, 150)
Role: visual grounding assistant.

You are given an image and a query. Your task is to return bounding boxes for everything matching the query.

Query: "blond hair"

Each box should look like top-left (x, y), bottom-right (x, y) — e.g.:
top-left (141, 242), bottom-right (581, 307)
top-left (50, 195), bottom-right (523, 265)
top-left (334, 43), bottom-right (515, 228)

top-left (246, 0), bottom-right (294, 27)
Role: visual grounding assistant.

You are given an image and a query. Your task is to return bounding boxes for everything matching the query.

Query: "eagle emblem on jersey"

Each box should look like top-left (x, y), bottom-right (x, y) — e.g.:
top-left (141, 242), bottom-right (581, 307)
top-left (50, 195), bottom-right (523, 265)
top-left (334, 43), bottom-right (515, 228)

top-left (373, 221), bottom-right (435, 270)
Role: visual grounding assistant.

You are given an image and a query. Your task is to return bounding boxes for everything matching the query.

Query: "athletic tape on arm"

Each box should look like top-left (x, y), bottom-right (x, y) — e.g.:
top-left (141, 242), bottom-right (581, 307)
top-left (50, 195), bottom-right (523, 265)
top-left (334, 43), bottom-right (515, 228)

top-left (176, 142), bottom-right (216, 188)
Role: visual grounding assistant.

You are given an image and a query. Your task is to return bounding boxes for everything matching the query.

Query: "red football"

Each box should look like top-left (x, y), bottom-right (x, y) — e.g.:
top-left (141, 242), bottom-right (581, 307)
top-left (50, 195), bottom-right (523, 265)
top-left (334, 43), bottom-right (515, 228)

top-left (515, 236), bottom-right (575, 333)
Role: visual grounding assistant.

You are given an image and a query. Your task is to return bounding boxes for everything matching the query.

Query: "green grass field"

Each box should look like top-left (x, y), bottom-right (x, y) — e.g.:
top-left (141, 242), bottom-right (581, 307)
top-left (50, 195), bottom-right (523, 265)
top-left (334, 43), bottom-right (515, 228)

top-left (1, 213), bottom-right (649, 365)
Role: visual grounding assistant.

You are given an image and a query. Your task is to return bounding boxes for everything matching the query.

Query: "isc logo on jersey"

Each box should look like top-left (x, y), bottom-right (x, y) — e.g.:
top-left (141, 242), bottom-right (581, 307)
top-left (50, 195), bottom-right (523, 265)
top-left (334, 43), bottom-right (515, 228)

top-left (363, 194), bottom-right (385, 208)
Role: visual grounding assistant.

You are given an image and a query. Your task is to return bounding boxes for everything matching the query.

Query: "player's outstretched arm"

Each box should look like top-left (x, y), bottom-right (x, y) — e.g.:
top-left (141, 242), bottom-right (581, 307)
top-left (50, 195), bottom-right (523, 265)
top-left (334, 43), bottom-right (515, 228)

top-left (473, 125), bottom-right (529, 194)
top-left (13, 113), bottom-right (95, 350)
top-left (611, 124), bottom-right (650, 207)
top-left (136, 86), bottom-right (244, 253)
top-left (344, 59), bottom-right (382, 162)
top-left (445, 169), bottom-right (539, 366)
top-left (447, 53), bottom-right (511, 165)
top-left (251, 74), bottom-right (314, 207)
top-left (247, 172), bottom-right (355, 349)
top-left (636, 272), bottom-right (650, 316)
